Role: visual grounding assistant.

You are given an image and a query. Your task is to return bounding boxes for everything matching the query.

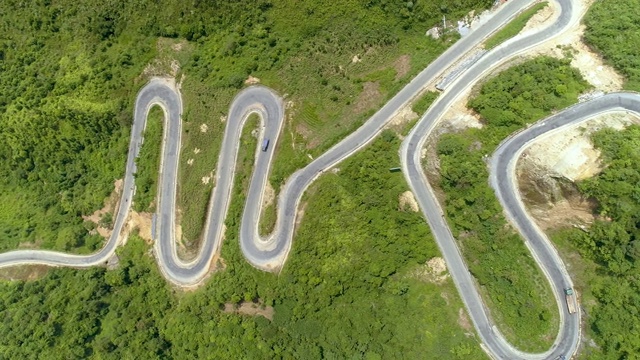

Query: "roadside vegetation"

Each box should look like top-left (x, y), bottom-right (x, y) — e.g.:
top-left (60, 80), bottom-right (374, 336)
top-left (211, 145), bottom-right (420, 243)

top-left (133, 105), bottom-right (164, 212)
top-left (484, 2), bottom-right (549, 49)
top-left (0, 132), bottom-right (487, 359)
top-left (432, 56), bottom-right (590, 351)
top-left (549, 125), bottom-right (640, 359)
top-left (259, 193), bottom-right (277, 238)
top-left (412, 90), bottom-right (441, 116)
top-left (583, 0), bottom-right (640, 91)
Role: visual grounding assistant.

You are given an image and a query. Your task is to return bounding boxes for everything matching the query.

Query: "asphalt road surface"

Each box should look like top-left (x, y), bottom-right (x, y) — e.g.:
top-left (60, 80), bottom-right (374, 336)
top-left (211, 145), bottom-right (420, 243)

top-left (0, 0), bottom-right (632, 358)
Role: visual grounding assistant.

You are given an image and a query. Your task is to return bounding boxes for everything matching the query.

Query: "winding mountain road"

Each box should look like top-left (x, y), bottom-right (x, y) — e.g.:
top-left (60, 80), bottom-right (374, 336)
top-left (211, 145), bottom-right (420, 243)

top-left (401, 0), bottom-right (583, 358)
top-left (0, 0), bottom-right (633, 358)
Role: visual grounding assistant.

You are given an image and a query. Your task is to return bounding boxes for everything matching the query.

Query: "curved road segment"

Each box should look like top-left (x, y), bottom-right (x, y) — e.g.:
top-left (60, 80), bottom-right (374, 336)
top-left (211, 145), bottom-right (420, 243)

top-left (0, 0), bottom-right (629, 358)
top-left (401, 0), bottom-right (583, 358)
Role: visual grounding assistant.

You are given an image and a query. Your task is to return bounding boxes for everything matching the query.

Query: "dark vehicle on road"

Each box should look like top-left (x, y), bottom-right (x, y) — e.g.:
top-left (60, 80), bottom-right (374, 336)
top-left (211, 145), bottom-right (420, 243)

top-left (262, 138), bottom-right (270, 152)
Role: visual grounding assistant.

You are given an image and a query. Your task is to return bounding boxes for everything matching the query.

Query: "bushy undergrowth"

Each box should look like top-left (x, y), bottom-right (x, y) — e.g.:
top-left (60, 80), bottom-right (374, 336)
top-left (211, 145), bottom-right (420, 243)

top-left (484, 2), bottom-right (548, 49)
top-left (133, 105), bottom-right (164, 212)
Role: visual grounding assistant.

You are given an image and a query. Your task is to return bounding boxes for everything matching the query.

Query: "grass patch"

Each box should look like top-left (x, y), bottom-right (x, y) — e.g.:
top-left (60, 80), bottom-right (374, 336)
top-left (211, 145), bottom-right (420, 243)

top-left (133, 105), bottom-right (164, 212)
top-left (259, 202), bottom-right (277, 237)
top-left (484, 2), bottom-right (549, 50)
top-left (412, 90), bottom-right (440, 116)
top-left (175, 84), bottom-right (235, 248)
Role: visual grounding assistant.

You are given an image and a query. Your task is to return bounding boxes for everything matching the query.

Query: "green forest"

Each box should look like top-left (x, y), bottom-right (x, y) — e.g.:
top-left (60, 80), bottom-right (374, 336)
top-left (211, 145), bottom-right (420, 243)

top-left (584, 0), bottom-right (640, 91)
top-left (0, 132), bottom-right (486, 359)
top-left (435, 56), bottom-right (591, 351)
top-left (1, 0), bottom-right (639, 357)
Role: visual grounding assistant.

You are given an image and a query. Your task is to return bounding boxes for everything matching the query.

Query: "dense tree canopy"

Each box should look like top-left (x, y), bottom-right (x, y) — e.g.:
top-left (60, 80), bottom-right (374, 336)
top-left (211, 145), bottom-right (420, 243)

top-left (469, 57), bottom-right (589, 134)
top-left (584, 0), bottom-right (640, 90)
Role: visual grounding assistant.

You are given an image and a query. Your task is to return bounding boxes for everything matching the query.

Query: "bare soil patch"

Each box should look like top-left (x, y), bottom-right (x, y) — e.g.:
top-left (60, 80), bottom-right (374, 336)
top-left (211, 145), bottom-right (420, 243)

top-left (174, 208), bottom-right (193, 259)
top-left (81, 178), bottom-right (154, 244)
top-left (140, 38), bottom-right (190, 80)
top-left (224, 300), bottom-right (275, 320)
top-left (393, 55), bottom-right (411, 80)
top-left (352, 81), bottom-right (382, 115)
top-left (295, 122), bottom-right (313, 144)
top-left (262, 181), bottom-right (275, 210)
top-left (83, 179), bottom-right (123, 223)
top-left (519, 111), bottom-right (640, 180)
top-left (523, 0), bottom-right (623, 92)
top-left (440, 291), bottom-right (451, 305)
top-left (387, 106), bottom-right (418, 137)
top-left (445, 95), bottom-right (484, 131)
top-left (517, 112), bottom-right (640, 230)
top-left (529, 197), bottom-right (596, 231)
top-left (294, 201), bottom-right (308, 234)
top-left (126, 211), bottom-right (154, 243)
top-left (458, 308), bottom-right (473, 333)
top-left (83, 179), bottom-right (123, 238)
top-left (422, 137), bottom-right (446, 204)
top-left (290, 101), bottom-right (323, 150)
top-left (245, 75), bottom-right (261, 85)
top-left (17, 239), bottom-right (43, 250)
top-left (201, 171), bottom-right (214, 185)
top-left (0, 265), bottom-right (50, 281)
top-left (170, 40), bottom-right (187, 52)
top-left (521, 2), bottom-right (555, 34)
top-left (411, 257), bottom-right (449, 284)
top-left (399, 191), bottom-right (419, 212)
